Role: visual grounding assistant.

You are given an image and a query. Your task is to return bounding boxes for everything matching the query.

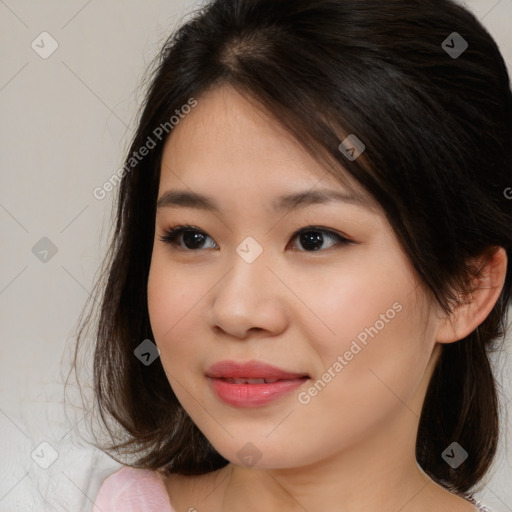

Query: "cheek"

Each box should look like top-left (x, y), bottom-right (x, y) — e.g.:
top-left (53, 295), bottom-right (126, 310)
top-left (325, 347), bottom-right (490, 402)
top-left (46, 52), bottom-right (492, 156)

top-left (294, 261), bottom-right (433, 415)
top-left (293, 260), bottom-right (409, 355)
top-left (147, 261), bottom-right (175, 340)
top-left (301, 291), bottom-right (432, 429)
top-left (147, 252), bottom-right (219, 390)
top-left (147, 255), bottom-right (198, 353)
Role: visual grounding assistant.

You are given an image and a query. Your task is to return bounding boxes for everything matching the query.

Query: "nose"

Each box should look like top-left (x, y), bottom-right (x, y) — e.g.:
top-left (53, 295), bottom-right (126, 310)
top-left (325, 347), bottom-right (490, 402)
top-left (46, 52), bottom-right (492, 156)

top-left (207, 247), bottom-right (289, 340)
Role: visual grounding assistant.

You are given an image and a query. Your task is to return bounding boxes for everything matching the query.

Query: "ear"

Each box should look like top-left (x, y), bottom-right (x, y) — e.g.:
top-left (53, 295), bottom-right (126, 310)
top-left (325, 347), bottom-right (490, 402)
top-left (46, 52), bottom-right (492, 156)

top-left (436, 246), bottom-right (508, 344)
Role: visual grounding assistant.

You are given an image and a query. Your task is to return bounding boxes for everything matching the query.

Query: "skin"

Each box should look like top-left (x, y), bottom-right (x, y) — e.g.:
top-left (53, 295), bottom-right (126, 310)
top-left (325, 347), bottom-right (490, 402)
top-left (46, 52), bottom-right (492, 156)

top-left (147, 85), bottom-right (507, 512)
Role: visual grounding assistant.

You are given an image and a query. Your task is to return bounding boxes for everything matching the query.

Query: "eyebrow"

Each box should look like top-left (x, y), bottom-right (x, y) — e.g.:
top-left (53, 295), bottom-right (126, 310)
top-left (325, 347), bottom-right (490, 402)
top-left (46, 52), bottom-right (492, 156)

top-left (156, 188), bottom-right (376, 213)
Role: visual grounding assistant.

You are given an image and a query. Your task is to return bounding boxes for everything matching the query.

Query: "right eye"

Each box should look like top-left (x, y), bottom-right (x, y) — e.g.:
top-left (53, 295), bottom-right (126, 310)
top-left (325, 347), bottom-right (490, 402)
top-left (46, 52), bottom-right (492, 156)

top-left (159, 225), bottom-right (218, 251)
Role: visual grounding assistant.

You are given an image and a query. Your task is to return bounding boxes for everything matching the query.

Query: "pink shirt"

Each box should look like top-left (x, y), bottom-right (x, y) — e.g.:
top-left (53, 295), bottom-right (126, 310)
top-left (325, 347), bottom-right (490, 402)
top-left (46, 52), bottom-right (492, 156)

top-left (93, 466), bottom-right (493, 512)
top-left (93, 467), bottom-right (175, 512)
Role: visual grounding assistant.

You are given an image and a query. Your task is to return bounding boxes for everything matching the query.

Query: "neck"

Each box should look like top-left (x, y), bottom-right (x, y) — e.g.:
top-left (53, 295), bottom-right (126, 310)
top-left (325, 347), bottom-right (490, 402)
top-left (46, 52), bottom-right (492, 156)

top-left (220, 405), bottom-right (431, 512)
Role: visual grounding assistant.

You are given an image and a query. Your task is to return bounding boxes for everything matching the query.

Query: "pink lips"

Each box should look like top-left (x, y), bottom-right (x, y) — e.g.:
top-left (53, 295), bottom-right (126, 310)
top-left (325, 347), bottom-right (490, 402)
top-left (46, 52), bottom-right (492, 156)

top-left (206, 360), bottom-right (309, 408)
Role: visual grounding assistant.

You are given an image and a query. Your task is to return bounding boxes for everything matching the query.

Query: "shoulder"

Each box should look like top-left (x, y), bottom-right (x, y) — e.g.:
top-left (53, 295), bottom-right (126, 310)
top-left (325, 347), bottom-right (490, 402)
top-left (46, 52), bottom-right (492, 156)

top-left (465, 495), bottom-right (494, 512)
top-left (475, 503), bottom-right (493, 512)
top-left (92, 466), bottom-right (174, 512)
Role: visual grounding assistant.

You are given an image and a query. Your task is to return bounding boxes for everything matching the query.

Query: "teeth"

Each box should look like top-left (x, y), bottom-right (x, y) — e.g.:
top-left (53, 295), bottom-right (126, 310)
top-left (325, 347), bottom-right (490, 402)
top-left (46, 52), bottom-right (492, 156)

top-left (224, 378), bottom-right (280, 384)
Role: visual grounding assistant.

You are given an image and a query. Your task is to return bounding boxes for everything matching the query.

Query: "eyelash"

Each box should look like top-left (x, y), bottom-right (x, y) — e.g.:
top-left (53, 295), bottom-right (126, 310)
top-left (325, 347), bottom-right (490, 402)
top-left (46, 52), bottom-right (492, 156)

top-left (158, 224), bottom-right (354, 252)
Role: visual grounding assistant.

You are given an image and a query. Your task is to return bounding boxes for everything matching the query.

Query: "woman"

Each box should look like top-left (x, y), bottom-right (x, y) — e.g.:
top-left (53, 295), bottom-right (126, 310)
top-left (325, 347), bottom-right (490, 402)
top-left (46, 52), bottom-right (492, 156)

top-left (76, 0), bottom-right (511, 510)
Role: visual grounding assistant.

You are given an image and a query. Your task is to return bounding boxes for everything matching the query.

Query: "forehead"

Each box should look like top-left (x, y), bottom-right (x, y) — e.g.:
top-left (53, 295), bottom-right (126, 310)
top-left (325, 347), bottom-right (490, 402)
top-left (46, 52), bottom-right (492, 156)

top-left (161, 86), bottom-right (322, 185)
top-left (159, 85), bottom-right (374, 208)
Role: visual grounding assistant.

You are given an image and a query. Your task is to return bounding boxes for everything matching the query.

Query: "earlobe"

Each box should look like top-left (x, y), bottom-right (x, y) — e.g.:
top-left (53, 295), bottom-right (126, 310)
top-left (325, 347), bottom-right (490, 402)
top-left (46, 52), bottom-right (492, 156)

top-left (436, 246), bottom-right (508, 344)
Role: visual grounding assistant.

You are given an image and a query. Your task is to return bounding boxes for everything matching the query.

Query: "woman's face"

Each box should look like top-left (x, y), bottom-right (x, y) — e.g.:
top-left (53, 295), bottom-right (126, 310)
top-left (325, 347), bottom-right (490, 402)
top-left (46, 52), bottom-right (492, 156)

top-left (147, 85), bottom-right (443, 469)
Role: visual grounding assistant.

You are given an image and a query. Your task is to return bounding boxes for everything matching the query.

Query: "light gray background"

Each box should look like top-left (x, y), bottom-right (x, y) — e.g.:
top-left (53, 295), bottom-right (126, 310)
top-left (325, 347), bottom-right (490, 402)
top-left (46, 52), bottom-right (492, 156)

top-left (1, 1), bottom-right (511, 511)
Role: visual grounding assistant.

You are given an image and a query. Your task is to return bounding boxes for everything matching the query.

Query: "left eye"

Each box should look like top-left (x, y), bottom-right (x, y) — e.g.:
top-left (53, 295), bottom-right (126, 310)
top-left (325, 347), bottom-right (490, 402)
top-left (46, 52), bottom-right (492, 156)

top-left (289, 227), bottom-right (351, 251)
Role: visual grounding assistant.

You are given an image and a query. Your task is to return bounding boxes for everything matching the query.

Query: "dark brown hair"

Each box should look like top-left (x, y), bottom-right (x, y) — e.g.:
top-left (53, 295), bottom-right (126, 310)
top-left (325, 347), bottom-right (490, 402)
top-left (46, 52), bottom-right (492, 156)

top-left (70, 0), bottom-right (512, 496)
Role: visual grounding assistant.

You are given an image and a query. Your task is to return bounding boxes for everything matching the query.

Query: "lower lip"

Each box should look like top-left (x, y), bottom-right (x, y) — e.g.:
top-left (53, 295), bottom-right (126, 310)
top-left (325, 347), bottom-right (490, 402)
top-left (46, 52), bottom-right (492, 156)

top-left (208, 377), bottom-right (309, 407)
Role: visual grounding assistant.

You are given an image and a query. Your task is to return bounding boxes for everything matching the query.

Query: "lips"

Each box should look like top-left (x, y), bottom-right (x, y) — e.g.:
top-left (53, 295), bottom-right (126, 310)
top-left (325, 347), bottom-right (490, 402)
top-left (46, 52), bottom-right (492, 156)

top-left (205, 360), bottom-right (309, 381)
top-left (205, 360), bottom-right (310, 407)
top-left (223, 377), bottom-right (279, 384)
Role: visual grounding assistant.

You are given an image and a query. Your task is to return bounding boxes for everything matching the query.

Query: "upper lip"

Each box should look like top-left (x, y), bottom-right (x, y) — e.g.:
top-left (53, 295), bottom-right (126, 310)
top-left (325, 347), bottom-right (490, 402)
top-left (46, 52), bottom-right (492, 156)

top-left (206, 360), bottom-right (309, 380)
